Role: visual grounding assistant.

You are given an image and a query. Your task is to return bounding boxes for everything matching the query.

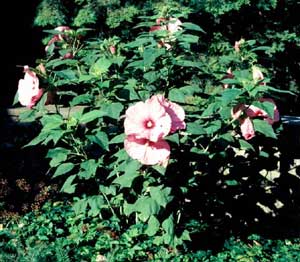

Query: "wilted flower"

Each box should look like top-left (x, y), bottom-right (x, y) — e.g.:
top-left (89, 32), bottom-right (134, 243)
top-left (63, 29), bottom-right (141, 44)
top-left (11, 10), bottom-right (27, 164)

top-left (222, 68), bottom-right (234, 89)
top-left (45, 26), bottom-right (71, 52)
top-left (17, 66), bottom-right (43, 108)
top-left (234, 38), bottom-right (245, 52)
top-left (232, 98), bottom-right (280, 140)
top-left (252, 66), bottom-right (265, 84)
top-left (150, 17), bottom-right (182, 50)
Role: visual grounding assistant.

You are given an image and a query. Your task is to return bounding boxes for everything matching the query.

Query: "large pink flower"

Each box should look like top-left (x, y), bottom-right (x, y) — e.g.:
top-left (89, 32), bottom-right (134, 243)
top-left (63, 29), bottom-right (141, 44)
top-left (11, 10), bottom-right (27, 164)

top-left (18, 66), bottom-right (43, 108)
top-left (124, 135), bottom-right (170, 166)
top-left (150, 94), bottom-right (186, 132)
top-left (124, 97), bottom-right (172, 142)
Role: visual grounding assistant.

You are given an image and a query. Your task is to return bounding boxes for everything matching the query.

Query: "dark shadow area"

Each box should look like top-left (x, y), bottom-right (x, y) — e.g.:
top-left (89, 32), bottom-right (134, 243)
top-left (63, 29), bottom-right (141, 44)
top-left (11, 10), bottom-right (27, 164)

top-left (1, 0), bottom-right (44, 108)
top-left (0, 0), bottom-right (51, 221)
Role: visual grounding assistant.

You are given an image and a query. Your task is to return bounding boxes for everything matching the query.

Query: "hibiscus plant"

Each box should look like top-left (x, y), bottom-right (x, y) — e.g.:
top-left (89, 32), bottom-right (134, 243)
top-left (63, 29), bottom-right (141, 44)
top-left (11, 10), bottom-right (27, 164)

top-left (14, 5), bottom-right (292, 251)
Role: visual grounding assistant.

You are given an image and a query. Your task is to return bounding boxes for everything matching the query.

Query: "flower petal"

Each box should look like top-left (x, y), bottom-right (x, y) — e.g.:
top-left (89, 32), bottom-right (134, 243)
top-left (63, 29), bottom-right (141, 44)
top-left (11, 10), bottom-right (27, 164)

top-left (18, 66), bottom-right (43, 108)
top-left (240, 117), bottom-right (255, 140)
top-left (124, 135), bottom-right (170, 165)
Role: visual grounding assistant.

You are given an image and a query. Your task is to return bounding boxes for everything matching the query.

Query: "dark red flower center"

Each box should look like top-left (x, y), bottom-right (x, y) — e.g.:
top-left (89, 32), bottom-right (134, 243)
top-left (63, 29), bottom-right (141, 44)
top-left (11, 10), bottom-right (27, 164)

top-left (145, 119), bottom-right (154, 129)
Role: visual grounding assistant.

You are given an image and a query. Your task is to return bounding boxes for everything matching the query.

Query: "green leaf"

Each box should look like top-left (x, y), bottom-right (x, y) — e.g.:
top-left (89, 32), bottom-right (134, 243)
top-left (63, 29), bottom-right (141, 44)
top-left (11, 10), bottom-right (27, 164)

top-left (80, 110), bottom-right (102, 123)
top-left (73, 198), bottom-right (88, 216)
top-left (13, 91), bottom-right (19, 105)
top-left (221, 88), bottom-right (243, 105)
top-left (88, 196), bottom-right (105, 217)
top-left (165, 133), bottom-right (179, 145)
top-left (101, 102), bottom-right (124, 119)
top-left (150, 186), bottom-right (173, 208)
top-left (53, 163), bottom-right (75, 178)
top-left (41, 114), bottom-right (64, 131)
top-left (205, 120), bottom-right (222, 134)
top-left (143, 47), bottom-right (165, 67)
top-left (162, 214), bottom-right (174, 245)
top-left (135, 197), bottom-right (160, 221)
top-left (25, 132), bottom-right (49, 147)
top-left (182, 22), bottom-right (206, 33)
top-left (90, 57), bottom-right (112, 76)
top-left (239, 139), bottom-right (255, 152)
top-left (78, 159), bottom-right (98, 179)
top-left (151, 165), bottom-right (166, 175)
top-left (253, 119), bottom-right (277, 139)
top-left (110, 133), bottom-right (125, 144)
top-left (46, 147), bottom-right (70, 167)
top-left (60, 175), bottom-right (77, 194)
top-left (145, 215), bottom-right (160, 237)
top-left (87, 131), bottom-right (109, 151)
top-left (179, 34), bottom-right (199, 43)
top-left (187, 122), bottom-right (206, 135)
top-left (70, 94), bottom-right (93, 106)
top-left (113, 160), bottom-right (141, 188)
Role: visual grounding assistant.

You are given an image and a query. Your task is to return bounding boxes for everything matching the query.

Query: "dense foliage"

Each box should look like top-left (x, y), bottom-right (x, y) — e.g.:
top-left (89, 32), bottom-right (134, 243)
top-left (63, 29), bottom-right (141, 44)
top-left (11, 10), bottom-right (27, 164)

top-left (1, 0), bottom-right (299, 261)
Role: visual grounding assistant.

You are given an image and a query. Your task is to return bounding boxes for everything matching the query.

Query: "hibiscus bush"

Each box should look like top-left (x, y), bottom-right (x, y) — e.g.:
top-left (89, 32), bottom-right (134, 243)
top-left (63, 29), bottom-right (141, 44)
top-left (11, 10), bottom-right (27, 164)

top-left (9, 0), bottom-right (299, 259)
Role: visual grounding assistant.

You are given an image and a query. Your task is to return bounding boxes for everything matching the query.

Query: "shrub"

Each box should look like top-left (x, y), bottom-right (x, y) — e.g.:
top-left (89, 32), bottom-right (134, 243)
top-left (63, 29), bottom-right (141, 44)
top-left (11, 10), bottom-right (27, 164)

top-left (9, 0), bottom-right (299, 259)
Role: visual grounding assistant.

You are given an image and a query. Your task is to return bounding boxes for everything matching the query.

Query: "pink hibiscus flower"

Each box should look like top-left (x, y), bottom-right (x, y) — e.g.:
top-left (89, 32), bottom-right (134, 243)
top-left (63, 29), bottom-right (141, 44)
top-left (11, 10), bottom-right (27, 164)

top-left (18, 66), bottom-right (43, 108)
top-left (124, 96), bottom-right (172, 142)
top-left (124, 135), bottom-right (170, 166)
top-left (150, 94), bottom-right (186, 132)
top-left (232, 99), bottom-right (280, 140)
top-left (124, 94), bottom-right (185, 165)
